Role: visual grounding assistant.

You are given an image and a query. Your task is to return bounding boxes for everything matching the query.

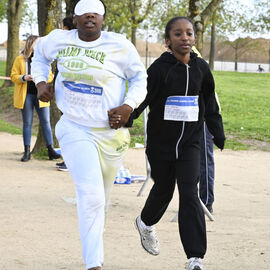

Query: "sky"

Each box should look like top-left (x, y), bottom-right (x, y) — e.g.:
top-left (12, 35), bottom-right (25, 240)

top-left (0, 0), bottom-right (269, 44)
top-left (0, 22), bottom-right (39, 44)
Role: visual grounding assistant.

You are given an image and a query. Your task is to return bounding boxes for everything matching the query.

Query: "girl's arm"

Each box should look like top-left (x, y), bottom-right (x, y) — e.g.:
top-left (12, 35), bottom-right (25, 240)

top-left (125, 64), bottom-right (161, 127)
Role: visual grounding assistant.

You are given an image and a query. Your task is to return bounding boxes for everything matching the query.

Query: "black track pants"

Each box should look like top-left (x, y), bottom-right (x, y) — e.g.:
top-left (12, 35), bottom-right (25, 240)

top-left (141, 155), bottom-right (206, 259)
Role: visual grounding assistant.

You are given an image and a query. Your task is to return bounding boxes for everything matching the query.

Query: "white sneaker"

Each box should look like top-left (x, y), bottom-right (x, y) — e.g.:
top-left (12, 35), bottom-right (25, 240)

top-left (135, 216), bottom-right (160, 255)
top-left (187, 257), bottom-right (204, 270)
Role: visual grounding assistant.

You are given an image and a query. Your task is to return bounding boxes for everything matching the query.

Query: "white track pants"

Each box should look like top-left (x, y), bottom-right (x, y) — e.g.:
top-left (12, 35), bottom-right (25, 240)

top-left (55, 116), bottom-right (130, 269)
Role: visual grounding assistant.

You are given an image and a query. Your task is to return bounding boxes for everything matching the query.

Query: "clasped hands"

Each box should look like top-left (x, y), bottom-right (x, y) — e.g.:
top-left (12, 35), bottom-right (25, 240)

top-left (36, 81), bottom-right (132, 129)
top-left (108, 104), bottom-right (133, 130)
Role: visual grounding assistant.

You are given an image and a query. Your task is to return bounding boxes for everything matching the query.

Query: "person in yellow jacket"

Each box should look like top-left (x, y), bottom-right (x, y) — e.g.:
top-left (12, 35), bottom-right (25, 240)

top-left (10, 35), bottom-right (60, 162)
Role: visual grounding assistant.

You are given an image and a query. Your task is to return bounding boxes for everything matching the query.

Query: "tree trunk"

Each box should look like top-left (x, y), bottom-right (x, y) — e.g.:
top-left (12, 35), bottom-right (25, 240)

top-left (32, 0), bottom-right (62, 155)
top-left (2, 0), bottom-right (24, 89)
top-left (195, 30), bottom-right (203, 54)
top-left (234, 46), bottom-right (238, 71)
top-left (209, 10), bottom-right (216, 70)
top-left (65, 0), bottom-right (80, 16)
top-left (189, 0), bottom-right (223, 54)
top-left (37, 0), bottom-right (47, 36)
top-left (128, 0), bottom-right (157, 47)
top-left (131, 25), bottom-right (137, 47)
top-left (269, 49), bottom-right (270, 72)
top-left (189, 0), bottom-right (203, 52)
top-left (38, 0), bottom-right (62, 36)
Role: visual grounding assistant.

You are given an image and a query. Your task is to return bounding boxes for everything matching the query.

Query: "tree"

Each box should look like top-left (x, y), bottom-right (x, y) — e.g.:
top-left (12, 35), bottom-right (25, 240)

top-left (203, 0), bottom-right (244, 65)
top-left (203, 0), bottom-right (268, 69)
top-left (147, 0), bottom-right (189, 42)
top-left (32, 0), bottom-right (62, 154)
top-left (226, 37), bottom-right (258, 71)
top-left (128, 0), bottom-right (157, 46)
top-left (104, 0), bottom-right (158, 46)
top-left (208, 10), bottom-right (216, 70)
top-left (37, 0), bottom-right (62, 36)
top-left (146, 0), bottom-right (223, 51)
top-left (21, 0), bottom-right (38, 37)
top-left (65, 0), bottom-right (79, 16)
top-left (1, 0), bottom-right (24, 89)
top-left (189, 0), bottom-right (223, 53)
top-left (253, 0), bottom-right (270, 33)
top-left (0, 0), bottom-right (7, 22)
top-left (103, 0), bottom-right (130, 34)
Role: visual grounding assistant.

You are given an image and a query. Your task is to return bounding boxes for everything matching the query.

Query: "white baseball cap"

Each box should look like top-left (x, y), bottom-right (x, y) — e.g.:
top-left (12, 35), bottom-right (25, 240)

top-left (74, 0), bottom-right (105, 16)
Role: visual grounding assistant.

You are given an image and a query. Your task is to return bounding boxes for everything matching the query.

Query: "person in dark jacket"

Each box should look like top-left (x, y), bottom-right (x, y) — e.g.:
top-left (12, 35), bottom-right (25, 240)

top-left (55, 15), bottom-right (76, 172)
top-left (119, 16), bottom-right (225, 270)
top-left (199, 121), bottom-right (215, 214)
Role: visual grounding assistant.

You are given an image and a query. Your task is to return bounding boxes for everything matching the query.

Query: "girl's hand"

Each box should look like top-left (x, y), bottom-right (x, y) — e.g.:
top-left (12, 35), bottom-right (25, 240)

top-left (213, 137), bottom-right (225, 151)
top-left (24, 74), bottom-right (33, 81)
top-left (108, 104), bottom-right (133, 129)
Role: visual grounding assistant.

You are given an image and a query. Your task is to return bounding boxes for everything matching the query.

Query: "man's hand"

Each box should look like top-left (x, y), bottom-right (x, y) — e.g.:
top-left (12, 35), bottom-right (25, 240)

top-left (36, 81), bottom-right (54, 102)
top-left (108, 104), bottom-right (133, 129)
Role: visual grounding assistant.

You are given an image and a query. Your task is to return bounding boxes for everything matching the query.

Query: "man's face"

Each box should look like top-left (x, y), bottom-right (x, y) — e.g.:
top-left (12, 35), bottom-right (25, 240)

top-left (75, 13), bottom-right (104, 42)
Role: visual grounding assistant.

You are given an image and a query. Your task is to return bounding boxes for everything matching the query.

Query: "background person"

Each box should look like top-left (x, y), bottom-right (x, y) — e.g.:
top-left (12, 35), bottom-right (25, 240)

top-left (31, 0), bottom-right (147, 269)
top-left (10, 35), bottom-right (60, 162)
top-left (191, 47), bottom-right (216, 214)
top-left (199, 92), bottom-right (222, 214)
top-left (257, 64), bottom-right (264, 72)
top-left (62, 15), bottom-right (76, 30)
top-left (125, 16), bottom-right (225, 270)
top-left (199, 122), bottom-right (215, 213)
top-left (55, 15), bottom-right (76, 172)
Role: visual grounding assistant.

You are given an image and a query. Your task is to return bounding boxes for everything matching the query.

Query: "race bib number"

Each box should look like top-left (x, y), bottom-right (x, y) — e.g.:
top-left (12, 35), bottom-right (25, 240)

top-left (63, 81), bottom-right (103, 110)
top-left (164, 96), bottom-right (199, 122)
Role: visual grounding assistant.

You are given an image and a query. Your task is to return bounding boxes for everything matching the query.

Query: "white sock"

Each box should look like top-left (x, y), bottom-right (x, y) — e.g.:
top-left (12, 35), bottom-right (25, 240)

top-left (140, 218), bottom-right (154, 230)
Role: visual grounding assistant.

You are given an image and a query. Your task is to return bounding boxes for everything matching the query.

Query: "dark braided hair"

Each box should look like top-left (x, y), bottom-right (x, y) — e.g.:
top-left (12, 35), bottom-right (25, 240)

top-left (165, 16), bottom-right (195, 39)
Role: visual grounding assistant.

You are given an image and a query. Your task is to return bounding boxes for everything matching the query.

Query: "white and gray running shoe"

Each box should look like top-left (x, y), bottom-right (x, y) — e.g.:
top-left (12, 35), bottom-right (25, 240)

top-left (187, 257), bottom-right (204, 270)
top-left (135, 216), bottom-right (160, 256)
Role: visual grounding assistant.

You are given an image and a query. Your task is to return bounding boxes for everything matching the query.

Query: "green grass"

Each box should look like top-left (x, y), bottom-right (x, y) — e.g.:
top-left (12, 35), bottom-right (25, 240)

top-left (1, 59), bottom-right (270, 151)
top-left (0, 61), bottom-right (21, 133)
top-left (0, 61), bottom-right (5, 89)
top-left (0, 60), bottom-right (13, 98)
top-left (213, 71), bottom-right (270, 144)
top-left (0, 60), bottom-right (5, 76)
top-left (0, 118), bottom-right (22, 134)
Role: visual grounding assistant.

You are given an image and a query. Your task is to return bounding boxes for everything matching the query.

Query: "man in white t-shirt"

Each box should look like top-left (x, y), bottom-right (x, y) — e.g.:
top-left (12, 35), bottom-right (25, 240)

top-left (31, 1), bottom-right (147, 269)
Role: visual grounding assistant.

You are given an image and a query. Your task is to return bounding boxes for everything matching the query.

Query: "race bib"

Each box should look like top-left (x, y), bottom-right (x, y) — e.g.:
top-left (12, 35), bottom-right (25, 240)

top-left (164, 96), bottom-right (199, 122)
top-left (63, 81), bottom-right (103, 111)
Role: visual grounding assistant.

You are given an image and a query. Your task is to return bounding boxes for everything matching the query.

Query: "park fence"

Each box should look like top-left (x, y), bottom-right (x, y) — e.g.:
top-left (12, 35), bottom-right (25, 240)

top-left (141, 56), bottom-right (269, 73)
top-left (0, 48), bottom-right (268, 73)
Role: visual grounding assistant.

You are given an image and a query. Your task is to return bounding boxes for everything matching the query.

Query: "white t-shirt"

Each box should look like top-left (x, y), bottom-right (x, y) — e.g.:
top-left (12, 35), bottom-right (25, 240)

top-left (32, 29), bottom-right (147, 127)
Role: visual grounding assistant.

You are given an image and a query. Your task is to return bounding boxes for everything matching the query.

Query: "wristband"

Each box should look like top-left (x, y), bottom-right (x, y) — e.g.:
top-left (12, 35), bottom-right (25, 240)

top-left (22, 75), bottom-right (26, 81)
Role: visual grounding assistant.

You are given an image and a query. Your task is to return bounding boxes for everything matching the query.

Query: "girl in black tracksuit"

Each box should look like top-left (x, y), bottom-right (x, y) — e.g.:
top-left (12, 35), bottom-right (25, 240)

top-left (127, 17), bottom-right (225, 268)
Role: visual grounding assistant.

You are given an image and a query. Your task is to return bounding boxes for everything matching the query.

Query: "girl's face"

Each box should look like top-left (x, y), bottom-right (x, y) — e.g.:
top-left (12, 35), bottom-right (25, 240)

top-left (165, 19), bottom-right (195, 58)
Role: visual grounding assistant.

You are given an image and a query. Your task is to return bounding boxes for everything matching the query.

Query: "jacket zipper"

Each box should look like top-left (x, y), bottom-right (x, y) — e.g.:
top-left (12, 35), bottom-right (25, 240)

top-left (175, 64), bottom-right (190, 159)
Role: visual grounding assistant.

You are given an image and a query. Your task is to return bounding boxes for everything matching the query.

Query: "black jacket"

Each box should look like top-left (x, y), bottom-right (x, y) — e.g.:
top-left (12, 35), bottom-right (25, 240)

top-left (127, 52), bottom-right (225, 161)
